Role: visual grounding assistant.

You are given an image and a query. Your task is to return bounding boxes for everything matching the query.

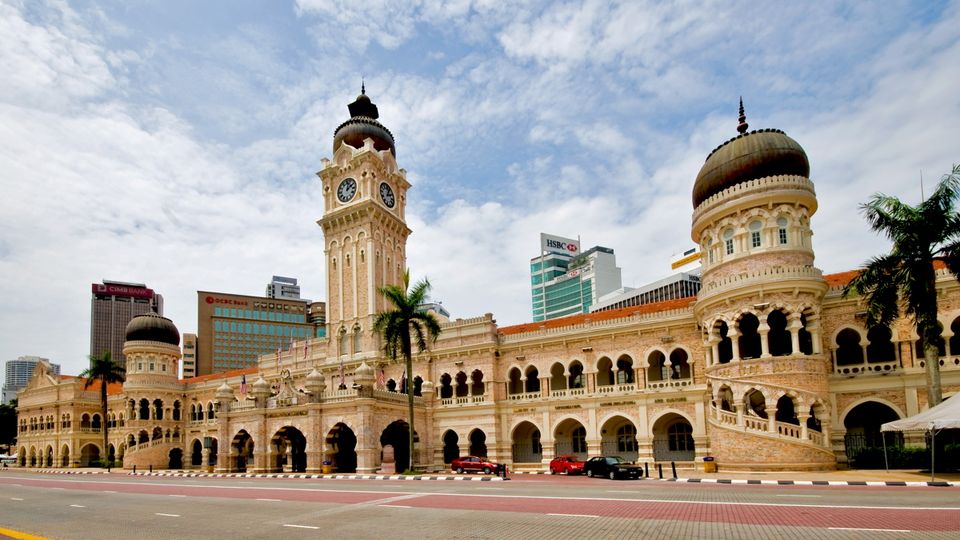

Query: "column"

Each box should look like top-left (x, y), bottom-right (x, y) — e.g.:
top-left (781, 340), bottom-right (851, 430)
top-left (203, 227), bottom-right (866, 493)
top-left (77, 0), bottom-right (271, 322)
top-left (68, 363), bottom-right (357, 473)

top-left (283, 445), bottom-right (293, 473)
top-left (789, 313), bottom-right (802, 354)
top-left (201, 448), bottom-right (210, 471)
top-left (540, 376), bottom-right (549, 398)
top-left (759, 323), bottom-right (771, 358)
top-left (798, 414), bottom-right (810, 441)
top-left (728, 329), bottom-right (741, 361)
top-left (765, 407), bottom-right (778, 433)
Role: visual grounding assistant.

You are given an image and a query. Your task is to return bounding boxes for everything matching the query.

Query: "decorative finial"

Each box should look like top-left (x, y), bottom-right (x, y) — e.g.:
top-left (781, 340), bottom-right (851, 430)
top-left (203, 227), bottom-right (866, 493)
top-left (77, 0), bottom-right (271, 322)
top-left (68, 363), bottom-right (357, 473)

top-left (737, 96), bottom-right (749, 134)
top-left (361, 78), bottom-right (365, 95)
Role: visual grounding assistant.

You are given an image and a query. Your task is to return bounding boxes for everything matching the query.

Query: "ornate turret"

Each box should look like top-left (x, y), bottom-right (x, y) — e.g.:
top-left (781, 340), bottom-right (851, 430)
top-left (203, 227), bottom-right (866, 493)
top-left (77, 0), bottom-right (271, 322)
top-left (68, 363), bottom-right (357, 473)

top-left (125, 312), bottom-right (180, 346)
top-left (332, 86), bottom-right (396, 156)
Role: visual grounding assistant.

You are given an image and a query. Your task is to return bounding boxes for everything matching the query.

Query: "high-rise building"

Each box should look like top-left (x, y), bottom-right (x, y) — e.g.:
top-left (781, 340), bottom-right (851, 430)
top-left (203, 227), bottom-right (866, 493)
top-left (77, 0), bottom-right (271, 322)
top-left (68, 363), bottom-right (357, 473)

top-left (196, 291), bottom-right (320, 375)
top-left (531, 234), bottom-right (622, 321)
top-left (592, 248), bottom-right (702, 312)
top-left (90, 280), bottom-right (162, 366)
top-left (265, 276), bottom-right (302, 300)
top-left (3, 356), bottom-right (60, 404)
top-left (181, 333), bottom-right (198, 378)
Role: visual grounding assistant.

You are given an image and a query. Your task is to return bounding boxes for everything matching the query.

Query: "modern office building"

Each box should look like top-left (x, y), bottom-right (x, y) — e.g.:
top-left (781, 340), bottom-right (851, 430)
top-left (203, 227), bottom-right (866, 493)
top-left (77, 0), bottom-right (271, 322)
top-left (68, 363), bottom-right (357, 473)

top-left (181, 333), bottom-right (198, 379)
top-left (3, 356), bottom-right (59, 404)
top-left (16, 91), bottom-right (960, 475)
top-left (592, 271), bottom-right (701, 312)
top-left (265, 276), bottom-right (302, 300)
top-left (531, 234), bottom-right (622, 321)
top-left (90, 280), bottom-right (163, 366)
top-left (196, 291), bottom-right (319, 375)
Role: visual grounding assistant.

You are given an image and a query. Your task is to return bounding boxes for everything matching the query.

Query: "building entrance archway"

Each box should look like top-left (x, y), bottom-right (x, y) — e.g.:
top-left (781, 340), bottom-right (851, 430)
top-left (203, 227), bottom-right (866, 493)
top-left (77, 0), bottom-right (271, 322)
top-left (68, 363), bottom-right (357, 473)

top-left (271, 426), bottom-right (307, 472)
top-left (381, 420), bottom-right (419, 472)
top-left (442, 430), bottom-right (459, 464)
top-left (326, 423), bottom-right (357, 473)
top-left (231, 430), bottom-right (254, 473)
top-left (512, 421), bottom-right (542, 463)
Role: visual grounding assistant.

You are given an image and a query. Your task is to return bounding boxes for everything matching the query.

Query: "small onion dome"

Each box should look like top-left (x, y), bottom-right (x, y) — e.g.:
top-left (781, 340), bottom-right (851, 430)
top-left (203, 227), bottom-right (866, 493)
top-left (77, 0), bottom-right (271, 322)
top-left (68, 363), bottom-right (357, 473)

top-left (354, 361), bottom-right (375, 384)
top-left (333, 90), bottom-right (396, 156)
top-left (305, 368), bottom-right (326, 393)
top-left (420, 380), bottom-right (435, 394)
top-left (215, 381), bottom-right (234, 401)
top-left (124, 312), bottom-right (180, 346)
top-left (251, 376), bottom-right (270, 397)
top-left (692, 101), bottom-right (809, 208)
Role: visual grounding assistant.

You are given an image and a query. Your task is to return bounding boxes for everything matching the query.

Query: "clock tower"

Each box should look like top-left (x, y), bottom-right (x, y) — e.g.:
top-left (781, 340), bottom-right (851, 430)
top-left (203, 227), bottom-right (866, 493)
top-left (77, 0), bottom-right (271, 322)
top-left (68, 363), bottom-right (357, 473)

top-left (317, 89), bottom-right (411, 360)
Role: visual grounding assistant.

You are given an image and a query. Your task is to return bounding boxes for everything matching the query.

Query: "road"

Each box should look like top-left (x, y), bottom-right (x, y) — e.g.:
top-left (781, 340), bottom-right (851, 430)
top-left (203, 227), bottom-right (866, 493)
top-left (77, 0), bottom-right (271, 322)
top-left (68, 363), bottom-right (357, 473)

top-left (0, 472), bottom-right (957, 539)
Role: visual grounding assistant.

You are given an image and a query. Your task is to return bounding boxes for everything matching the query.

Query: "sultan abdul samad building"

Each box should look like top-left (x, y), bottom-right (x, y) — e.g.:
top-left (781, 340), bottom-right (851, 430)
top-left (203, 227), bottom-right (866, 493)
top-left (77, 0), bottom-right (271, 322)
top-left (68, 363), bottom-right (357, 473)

top-left (15, 92), bottom-right (960, 473)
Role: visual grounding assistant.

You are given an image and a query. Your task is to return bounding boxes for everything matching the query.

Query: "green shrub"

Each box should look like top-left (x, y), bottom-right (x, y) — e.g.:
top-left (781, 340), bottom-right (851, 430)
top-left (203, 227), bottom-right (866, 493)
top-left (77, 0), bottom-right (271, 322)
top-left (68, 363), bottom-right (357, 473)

top-left (851, 444), bottom-right (960, 470)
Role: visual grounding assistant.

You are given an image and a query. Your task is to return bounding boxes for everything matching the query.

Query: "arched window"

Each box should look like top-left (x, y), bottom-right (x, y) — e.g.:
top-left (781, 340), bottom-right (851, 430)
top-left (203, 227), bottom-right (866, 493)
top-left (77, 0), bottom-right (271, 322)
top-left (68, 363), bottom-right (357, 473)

top-left (139, 399), bottom-right (150, 420)
top-left (647, 351), bottom-right (666, 382)
top-left (439, 373), bottom-right (453, 399)
top-left (915, 322), bottom-right (946, 359)
top-left (748, 220), bottom-right (762, 249)
top-left (716, 321), bottom-right (733, 363)
top-left (669, 349), bottom-right (691, 379)
top-left (455, 371), bottom-right (468, 398)
top-left (339, 327), bottom-right (349, 356)
top-left (568, 362), bottom-right (584, 389)
top-left (470, 370), bottom-right (485, 396)
top-left (524, 367), bottom-right (540, 393)
top-left (207, 402), bottom-right (216, 420)
top-left (153, 399), bottom-right (163, 421)
top-left (507, 368), bottom-right (523, 395)
top-left (866, 326), bottom-right (896, 363)
top-left (172, 401), bottom-right (181, 421)
top-left (615, 356), bottom-right (634, 384)
top-left (835, 328), bottom-right (863, 366)
top-left (777, 217), bottom-right (789, 245)
top-left (737, 313), bottom-right (761, 359)
top-left (767, 310), bottom-right (792, 356)
top-left (723, 228), bottom-right (735, 255)
top-left (617, 424), bottom-right (637, 452)
top-left (667, 422), bottom-right (694, 452)
top-left (352, 325), bottom-right (362, 354)
top-left (572, 426), bottom-right (587, 453)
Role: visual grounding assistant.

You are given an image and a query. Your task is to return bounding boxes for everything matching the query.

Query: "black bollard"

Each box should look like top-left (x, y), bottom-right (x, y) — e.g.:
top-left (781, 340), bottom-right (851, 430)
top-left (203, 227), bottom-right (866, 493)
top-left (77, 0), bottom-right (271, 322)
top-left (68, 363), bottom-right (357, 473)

top-left (671, 461), bottom-right (677, 479)
top-left (657, 463), bottom-right (663, 479)
top-left (644, 462), bottom-right (649, 478)
top-left (133, 465), bottom-right (136, 474)
top-left (149, 464), bottom-right (152, 473)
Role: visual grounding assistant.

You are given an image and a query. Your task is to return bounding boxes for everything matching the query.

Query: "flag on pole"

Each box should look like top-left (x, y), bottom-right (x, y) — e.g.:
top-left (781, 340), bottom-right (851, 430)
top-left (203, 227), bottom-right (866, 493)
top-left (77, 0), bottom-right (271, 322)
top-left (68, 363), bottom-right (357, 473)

top-left (303, 339), bottom-right (310, 359)
top-left (240, 374), bottom-right (247, 394)
top-left (376, 368), bottom-right (385, 389)
top-left (338, 358), bottom-right (345, 389)
top-left (399, 369), bottom-right (407, 394)
top-left (276, 347), bottom-right (282, 369)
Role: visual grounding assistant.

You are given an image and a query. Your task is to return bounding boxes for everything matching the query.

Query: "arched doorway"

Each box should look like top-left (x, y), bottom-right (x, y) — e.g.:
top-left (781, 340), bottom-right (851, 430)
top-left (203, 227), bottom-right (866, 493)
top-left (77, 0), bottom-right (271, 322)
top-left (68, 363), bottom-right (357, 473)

top-left (326, 423), bottom-right (357, 473)
top-left (380, 420), bottom-right (418, 472)
top-left (553, 418), bottom-right (588, 460)
top-left (843, 401), bottom-right (902, 460)
top-left (652, 413), bottom-right (695, 462)
top-left (271, 426), bottom-right (307, 472)
top-left (601, 416), bottom-right (638, 462)
top-left (208, 438), bottom-right (218, 466)
top-left (169, 448), bottom-right (183, 469)
top-left (775, 396), bottom-right (798, 425)
top-left (469, 429), bottom-right (487, 457)
top-left (511, 421), bottom-right (542, 463)
top-left (191, 439), bottom-right (203, 466)
top-left (45, 446), bottom-right (53, 467)
top-left (107, 444), bottom-right (116, 465)
top-left (442, 430), bottom-right (459, 464)
top-left (60, 445), bottom-right (70, 467)
top-left (79, 444), bottom-right (100, 467)
top-left (231, 430), bottom-right (254, 473)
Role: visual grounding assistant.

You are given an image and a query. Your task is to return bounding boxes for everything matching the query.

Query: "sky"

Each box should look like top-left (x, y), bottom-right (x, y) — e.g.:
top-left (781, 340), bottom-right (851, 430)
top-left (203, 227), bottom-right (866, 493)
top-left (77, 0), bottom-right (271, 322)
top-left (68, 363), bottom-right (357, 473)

top-left (2, 0), bottom-right (960, 382)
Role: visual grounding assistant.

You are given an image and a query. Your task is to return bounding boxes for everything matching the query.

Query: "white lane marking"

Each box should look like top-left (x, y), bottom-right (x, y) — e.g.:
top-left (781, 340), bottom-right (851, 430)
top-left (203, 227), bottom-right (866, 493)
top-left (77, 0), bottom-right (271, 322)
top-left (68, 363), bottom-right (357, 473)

top-left (168, 494), bottom-right (187, 497)
top-left (283, 524), bottom-right (319, 530)
top-left (155, 513), bottom-right (180, 517)
top-left (69, 504), bottom-right (85, 508)
top-left (606, 490), bottom-right (638, 494)
top-left (547, 513), bottom-right (599, 518)
top-left (10, 497), bottom-right (24, 501)
top-left (12, 477), bottom-right (959, 512)
top-left (256, 498), bottom-right (282, 502)
top-left (51, 487), bottom-right (65, 490)
top-left (103, 490), bottom-right (117, 493)
top-left (776, 494), bottom-right (822, 498)
top-left (379, 504), bottom-right (412, 508)
top-left (476, 487), bottom-right (504, 490)
top-left (828, 528), bottom-right (910, 533)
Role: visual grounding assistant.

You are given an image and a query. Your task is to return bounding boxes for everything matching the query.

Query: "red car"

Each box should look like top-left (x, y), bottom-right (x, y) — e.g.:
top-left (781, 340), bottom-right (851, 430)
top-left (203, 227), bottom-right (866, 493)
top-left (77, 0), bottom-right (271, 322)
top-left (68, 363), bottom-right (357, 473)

top-left (451, 455), bottom-right (499, 474)
top-left (549, 455), bottom-right (585, 475)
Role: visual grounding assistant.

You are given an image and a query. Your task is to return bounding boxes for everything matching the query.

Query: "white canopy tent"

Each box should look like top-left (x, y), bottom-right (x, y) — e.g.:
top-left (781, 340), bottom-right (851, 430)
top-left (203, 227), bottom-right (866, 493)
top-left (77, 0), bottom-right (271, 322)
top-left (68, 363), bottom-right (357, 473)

top-left (881, 393), bottom-right (960, 480)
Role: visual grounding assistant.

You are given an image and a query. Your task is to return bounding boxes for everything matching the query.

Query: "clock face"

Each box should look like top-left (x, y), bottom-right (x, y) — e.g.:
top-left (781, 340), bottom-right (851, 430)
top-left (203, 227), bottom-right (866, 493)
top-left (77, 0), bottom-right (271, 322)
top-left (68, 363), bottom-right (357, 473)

top-left (337, 178), bottom-right (357, 203)
top-left (379, 182), bottom-right (396, 208)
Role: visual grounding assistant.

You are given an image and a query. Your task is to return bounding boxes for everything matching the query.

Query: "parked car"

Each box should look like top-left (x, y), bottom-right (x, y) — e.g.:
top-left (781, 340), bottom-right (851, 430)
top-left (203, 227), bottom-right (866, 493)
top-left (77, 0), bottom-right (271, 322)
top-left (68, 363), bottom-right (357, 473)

top-left (583, 456), bottom-right (643, 479)
top-left (451, 455), bottom-right (499, 474)
top-left (549, 455), bottom-right (585, 475)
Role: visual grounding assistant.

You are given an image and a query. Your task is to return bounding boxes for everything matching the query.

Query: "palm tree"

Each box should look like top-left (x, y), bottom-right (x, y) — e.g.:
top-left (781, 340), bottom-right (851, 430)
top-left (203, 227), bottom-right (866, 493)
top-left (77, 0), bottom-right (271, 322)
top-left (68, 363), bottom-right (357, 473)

top-left (79, 351), bottom-right (125, 466)
top-left (373, 270), bottom-right (442, 472)
top-left (844, 164), bottom-right (960, 407)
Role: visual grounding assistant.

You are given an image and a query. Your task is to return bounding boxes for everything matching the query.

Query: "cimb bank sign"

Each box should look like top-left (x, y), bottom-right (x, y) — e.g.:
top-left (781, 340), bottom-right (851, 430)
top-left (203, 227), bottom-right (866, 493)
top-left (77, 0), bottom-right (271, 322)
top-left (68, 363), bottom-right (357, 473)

top-left (540, 233), bottom-right (580, 256)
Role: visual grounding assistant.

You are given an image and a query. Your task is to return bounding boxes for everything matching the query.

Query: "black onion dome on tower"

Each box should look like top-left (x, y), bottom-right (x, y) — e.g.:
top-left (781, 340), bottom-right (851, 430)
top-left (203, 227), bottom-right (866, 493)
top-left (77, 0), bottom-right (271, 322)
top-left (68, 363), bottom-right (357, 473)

top-left (333, 85), bottom-right (396, 156)
top-left (125, 312), bottom-right (180, 346)
top-left (692, 98), bottom-right (809, 208)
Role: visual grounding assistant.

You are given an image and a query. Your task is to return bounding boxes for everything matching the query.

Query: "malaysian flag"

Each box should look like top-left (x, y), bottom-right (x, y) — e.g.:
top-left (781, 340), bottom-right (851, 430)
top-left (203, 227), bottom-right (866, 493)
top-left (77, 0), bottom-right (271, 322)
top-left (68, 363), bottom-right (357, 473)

top-left (376, 368), bottom-right (385, 389)
top-left (399, 369), bottom-right (407, 394)
top-left (276, 347), bottom-right (282, 368)
top-left (338, 358), bottom-right (345, 389)
top-left (240, 374), bottom-right (247, 394)
top-left (303, 339), bottom-right (310, 359)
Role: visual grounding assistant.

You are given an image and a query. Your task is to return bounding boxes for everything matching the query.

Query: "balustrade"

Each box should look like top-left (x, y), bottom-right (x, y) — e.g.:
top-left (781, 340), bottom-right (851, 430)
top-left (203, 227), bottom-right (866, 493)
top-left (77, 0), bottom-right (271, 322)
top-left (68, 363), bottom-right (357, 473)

top-left (647, 378), bottom-right (693, 390)
top-left (834, 359), bottom-right (898, 376)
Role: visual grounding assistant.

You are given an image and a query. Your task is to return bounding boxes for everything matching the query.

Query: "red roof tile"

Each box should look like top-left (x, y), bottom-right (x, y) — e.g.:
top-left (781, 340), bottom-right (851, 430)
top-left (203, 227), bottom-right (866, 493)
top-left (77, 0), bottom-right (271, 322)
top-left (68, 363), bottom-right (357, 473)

top-left (499, 296), bottom-right (697, 336)
top-left (181, 366), bottom-right (258, 384)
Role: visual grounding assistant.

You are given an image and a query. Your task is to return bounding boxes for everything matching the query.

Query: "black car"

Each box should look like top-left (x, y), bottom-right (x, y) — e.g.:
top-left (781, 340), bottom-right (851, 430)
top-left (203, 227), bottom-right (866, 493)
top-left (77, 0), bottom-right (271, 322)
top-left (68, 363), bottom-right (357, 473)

top-left (583, 456), bottom-right (643, 480)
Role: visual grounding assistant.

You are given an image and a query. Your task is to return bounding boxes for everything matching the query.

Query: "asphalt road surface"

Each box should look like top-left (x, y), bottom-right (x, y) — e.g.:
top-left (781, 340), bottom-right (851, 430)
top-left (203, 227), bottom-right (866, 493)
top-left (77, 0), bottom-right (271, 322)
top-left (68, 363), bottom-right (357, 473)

top-left (0, 472), bottom-right (958, 539)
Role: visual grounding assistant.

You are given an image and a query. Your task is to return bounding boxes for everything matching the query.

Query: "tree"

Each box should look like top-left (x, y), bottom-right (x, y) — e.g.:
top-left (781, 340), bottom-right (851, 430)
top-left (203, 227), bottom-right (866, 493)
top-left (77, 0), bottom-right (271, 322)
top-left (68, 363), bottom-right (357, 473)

top-left (844, 164), bottom-right (960, 407)
top-left (373, 270), bottom-right (442, 472)
top-left (79, 351), bottom-right (125, 466)
top-left (0, 399), bottom-right (17, 447)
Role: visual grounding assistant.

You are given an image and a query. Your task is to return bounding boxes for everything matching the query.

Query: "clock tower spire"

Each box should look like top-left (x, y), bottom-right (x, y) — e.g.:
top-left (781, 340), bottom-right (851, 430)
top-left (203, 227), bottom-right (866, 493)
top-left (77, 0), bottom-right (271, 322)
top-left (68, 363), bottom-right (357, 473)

top-left (317, 90), bottom-right (411, 361)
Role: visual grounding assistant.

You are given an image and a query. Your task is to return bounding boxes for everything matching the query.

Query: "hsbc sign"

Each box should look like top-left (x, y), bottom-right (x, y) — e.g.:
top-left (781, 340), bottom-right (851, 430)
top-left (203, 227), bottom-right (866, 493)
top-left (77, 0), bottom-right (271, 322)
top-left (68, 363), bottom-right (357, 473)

top-left (540, 233), bottom-right (580, 256)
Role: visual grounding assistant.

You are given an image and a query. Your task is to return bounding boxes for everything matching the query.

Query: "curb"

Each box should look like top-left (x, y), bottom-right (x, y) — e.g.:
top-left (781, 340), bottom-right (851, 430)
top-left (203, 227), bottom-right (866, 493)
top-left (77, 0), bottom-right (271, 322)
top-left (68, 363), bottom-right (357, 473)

top-left (666, 477), bottom-right (955, 487)
top-left (129, 471), bottom-right (506, 481)
top-left (26, 469), bottom-right (111, 475)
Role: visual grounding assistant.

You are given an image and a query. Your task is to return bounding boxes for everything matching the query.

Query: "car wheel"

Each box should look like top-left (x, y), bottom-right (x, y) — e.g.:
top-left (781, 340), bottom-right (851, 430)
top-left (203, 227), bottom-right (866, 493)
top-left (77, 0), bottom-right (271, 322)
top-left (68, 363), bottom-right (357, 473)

top-left (609, 471), bottom-right (616, 480)
top-left (483, 467), bottom-right (491, 475)
top-left (456, 467), bottom-right (464, 474)
top-left (586, 469), bottom-right (593, 478)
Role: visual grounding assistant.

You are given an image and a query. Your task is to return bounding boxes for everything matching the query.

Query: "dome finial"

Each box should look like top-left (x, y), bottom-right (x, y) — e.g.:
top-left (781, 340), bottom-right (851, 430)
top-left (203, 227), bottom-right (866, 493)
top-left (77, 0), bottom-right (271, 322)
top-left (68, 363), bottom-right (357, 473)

top-left (361, 77), bottom-right (365, 95)
top-left (737, 96), bottom-right (749, 134)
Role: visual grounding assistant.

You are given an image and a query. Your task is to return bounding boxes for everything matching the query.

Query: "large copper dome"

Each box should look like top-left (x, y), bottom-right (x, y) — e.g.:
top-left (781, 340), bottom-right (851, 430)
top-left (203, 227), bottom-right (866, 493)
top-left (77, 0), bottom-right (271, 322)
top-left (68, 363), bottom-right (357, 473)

top-left (692, 103), bottom-right (809, 208)
top-left (125, 312), bottom-right (180, 346)
top-left (333, 90), bottom-right (395, 156)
